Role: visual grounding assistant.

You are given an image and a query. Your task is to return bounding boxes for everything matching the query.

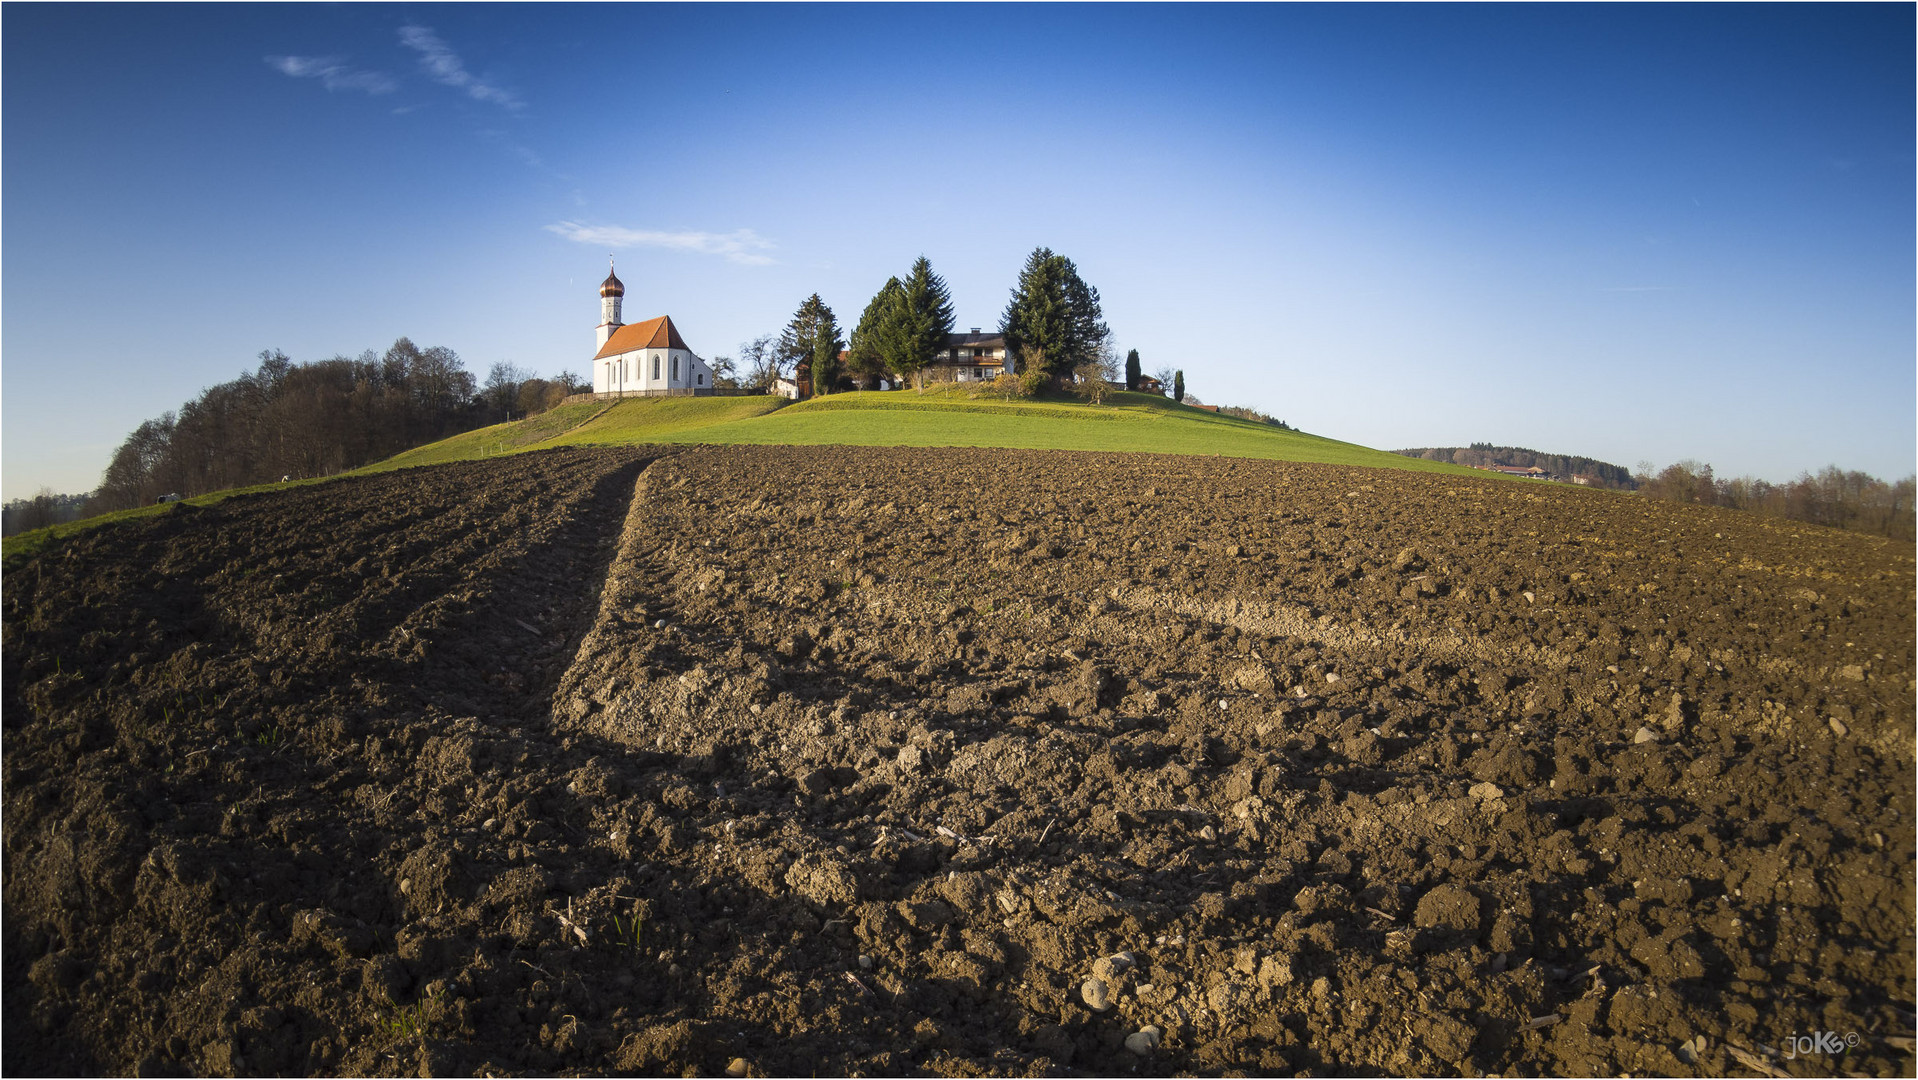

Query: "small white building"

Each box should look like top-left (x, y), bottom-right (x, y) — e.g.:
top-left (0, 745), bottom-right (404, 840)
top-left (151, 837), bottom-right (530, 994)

top-left (590, 264), bottom-right (716, 396)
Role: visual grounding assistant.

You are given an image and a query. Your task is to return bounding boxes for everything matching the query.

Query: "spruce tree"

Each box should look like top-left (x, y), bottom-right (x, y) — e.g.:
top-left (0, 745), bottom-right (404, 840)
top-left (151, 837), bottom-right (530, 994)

top-left (779, 294), bottom-right (832, 377)
top-left (780, 294), bottom-right (839, 396)
top-left (1125, 349), bottom-right (1142, 392)
top-left (1063, 267), bottom-right (1109, 370)
top-left (809, 308), bottom-right (846, 395)
top-left (897, 256), bottom-right (956, 390)
top-left (1173, 369), bottom-right (1186, 403)
top-left (1000, 247), bottom-right (1067, 382)
top-left (999, 247), bottom-right (1109, 384)
top-left (848, 278), bottom-right (906, 388)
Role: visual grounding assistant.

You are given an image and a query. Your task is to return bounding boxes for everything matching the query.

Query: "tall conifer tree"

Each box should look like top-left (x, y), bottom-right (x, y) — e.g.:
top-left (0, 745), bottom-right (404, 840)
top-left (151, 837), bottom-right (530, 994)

top-left (999, 247), bottom-right (1109, 383)
top-left (809, 309), bottom-right (846, 395)
top-left (1125, 349), bottom-right (1142, 392)
top-left (896, 256), bottom-right (956, 390)
top-left (848, 278), bottom-right (906, 388)
top-left (779, 294), bottom-right (837, 396)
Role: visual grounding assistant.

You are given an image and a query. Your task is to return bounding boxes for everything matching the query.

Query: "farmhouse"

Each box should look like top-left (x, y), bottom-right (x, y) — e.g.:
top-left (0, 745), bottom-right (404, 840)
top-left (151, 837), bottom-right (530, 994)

top-left (590, 264), bottom-right (718, 397)
top-left (773, 330), bottom-right (1013, 398)
top-left (928, 330), bottom-right (1013, 383)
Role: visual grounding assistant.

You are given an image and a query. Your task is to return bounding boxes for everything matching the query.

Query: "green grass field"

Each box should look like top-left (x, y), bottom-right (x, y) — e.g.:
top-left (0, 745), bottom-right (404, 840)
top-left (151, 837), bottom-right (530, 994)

top-left (537, 394), bottom-right (787, 448)
top-left (2, 388), bottom-right (1480, 565)
top-left (505, 387), bottom-right (1465, 473)
top-left (364, 399), bottom-right (619, 472)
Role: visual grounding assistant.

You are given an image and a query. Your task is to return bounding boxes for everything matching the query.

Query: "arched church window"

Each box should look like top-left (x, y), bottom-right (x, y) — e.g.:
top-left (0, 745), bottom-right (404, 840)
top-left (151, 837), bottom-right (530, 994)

top-left (653, 355), bottom-right (661, 380)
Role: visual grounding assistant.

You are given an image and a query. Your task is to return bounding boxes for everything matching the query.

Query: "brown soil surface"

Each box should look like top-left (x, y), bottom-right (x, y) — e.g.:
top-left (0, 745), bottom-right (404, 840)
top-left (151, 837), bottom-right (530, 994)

top-left (5, 444), bottom-right (1913, 1077)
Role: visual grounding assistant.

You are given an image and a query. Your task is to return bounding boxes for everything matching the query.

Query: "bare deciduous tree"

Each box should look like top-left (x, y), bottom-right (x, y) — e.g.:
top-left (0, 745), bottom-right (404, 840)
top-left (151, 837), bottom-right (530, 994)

top-left (1073, 360), bottom-right (1116, 406)
top-left (91, 340), bottom-right (583, 512)
top-left (483, 362), bottom-right (533, 421)
top-left (739, 334), bottom-right (781, 390)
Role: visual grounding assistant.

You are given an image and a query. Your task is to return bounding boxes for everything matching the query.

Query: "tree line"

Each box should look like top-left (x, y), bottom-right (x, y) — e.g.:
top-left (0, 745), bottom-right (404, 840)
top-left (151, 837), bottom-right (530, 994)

top-left (1, 491), bottom-right (92, 536)
top-left (86, 340), bottom-right (582, 514)
top-left (1215, 405), bottom-right (1290, 429)
top-left (1394, 445), bottom-right (1637, 489)
top-left (1635, 460), bottom-right (1915, 541)
top-left (735, 247), bottom-right (1141, 399)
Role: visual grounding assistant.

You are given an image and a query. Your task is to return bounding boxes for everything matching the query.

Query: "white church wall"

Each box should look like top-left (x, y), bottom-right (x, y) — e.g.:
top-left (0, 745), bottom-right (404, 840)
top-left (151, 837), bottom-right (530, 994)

top-left (592, 348), bottom-right (715, 396)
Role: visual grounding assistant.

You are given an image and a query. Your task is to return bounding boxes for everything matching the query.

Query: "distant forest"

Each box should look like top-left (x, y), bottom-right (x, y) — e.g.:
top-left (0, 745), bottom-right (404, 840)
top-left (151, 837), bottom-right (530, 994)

top-left (1393, 444), bottom-right (1636, 489)
top-left (1391, 443), bottom-right (1912, 541)
top-left (79, 342), bottom-right (582, 518)
top-left (0, 491), bottom-right (92, 537)
top-left (1636, 461), bottom-right (1914, 542)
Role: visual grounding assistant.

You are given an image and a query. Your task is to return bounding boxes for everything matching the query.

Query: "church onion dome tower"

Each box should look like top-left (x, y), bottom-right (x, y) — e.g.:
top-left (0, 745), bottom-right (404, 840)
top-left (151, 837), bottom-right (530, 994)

top-left (596, 258), bottom-right (625, 348)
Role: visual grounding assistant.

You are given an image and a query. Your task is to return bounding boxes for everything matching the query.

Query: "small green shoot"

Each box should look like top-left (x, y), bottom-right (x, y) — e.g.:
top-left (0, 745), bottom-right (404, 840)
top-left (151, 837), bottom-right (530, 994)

top-left (376, 985), bottom-right (445, 1044)
top-left (378, 1001), bottom-right (426, 1041)
top-left (609, 912), bottom-right (646, 952)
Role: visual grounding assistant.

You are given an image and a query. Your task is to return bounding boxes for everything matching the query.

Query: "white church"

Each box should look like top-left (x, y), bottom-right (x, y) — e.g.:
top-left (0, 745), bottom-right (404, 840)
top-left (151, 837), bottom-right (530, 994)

top-left (590, 263), bottom-right (718, 396)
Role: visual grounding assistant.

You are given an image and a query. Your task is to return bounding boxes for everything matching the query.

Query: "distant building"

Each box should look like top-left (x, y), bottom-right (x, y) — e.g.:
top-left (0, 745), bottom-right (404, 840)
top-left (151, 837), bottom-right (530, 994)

top-left (929, 330), bottom-right (1015, 383)
top-left (778, 331), bottom-right (1011, 397)
top-left (588, 263), bottom-right (718, 396)
top-left (1489, 465), bottom-right (1551, 479)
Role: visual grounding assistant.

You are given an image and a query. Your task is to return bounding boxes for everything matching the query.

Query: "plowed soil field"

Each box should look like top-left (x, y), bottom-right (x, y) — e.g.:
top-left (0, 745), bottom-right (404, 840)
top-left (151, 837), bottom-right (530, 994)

top-left (5, 445), bottom-right (1913, 1077)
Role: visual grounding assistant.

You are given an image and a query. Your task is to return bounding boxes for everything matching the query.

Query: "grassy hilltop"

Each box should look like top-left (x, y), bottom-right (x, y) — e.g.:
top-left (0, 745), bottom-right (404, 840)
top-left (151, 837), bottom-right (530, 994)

top-left (2, 389), bottom-right (1477, 565)
top-left (371, 388), bottom-right (1468, 475)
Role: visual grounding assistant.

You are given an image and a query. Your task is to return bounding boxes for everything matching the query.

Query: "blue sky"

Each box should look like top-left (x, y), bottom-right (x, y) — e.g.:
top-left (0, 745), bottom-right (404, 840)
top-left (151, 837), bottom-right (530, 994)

top-left (5, 3), bottom-right (1912, 499)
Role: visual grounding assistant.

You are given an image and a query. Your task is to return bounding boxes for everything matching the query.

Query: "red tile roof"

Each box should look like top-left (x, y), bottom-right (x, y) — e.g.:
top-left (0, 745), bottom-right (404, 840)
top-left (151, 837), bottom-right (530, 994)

top-left (594, 315), bottom-right (689, 359)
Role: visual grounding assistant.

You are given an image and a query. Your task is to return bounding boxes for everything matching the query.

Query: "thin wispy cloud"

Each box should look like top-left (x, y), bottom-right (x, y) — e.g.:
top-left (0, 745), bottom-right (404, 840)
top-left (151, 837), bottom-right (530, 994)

top-left (478, 128), bottom-right (548, 170)
top-left (399, 25), bottom-right (523, 111)
top-left (546, 222), bottom-right (777, 266)
top-left (266, 55), bottom-right (397, 95)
